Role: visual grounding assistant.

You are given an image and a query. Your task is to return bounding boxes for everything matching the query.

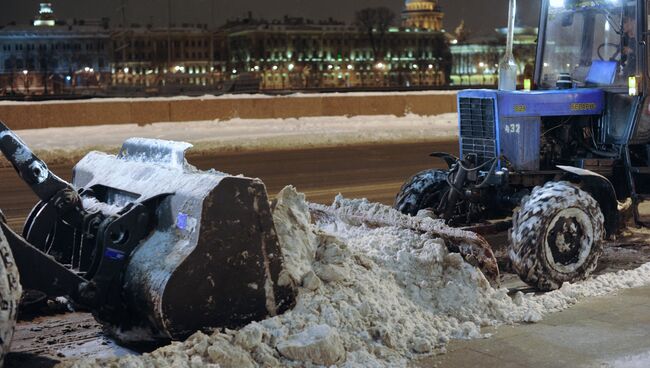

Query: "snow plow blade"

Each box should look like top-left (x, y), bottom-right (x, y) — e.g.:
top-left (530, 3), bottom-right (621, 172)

top-left (0, 121), bottom-right (295, 344)
top-left (69, 140), bottom-right (296, 341)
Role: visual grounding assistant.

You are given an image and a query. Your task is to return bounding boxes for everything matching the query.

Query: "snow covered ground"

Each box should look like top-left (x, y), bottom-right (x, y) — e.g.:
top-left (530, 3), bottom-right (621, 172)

top-left (14, 113), bottom-right (458, 157)
top-left (64, 187), bottom-right (650, 368)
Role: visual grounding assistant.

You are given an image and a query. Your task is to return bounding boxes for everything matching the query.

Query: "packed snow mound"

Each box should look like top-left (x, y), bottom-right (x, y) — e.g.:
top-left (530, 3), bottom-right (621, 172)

top-left (272, 188), bottom-right (318, 286)
top-left (14, 113), bottom-right (459, 158)
top-left (63, 187), bottom-right (650, 368)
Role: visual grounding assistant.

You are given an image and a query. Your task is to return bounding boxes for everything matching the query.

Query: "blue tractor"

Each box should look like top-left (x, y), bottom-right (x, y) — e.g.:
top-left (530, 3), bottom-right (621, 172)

top-left (395, 0), bottom-right (649, 290)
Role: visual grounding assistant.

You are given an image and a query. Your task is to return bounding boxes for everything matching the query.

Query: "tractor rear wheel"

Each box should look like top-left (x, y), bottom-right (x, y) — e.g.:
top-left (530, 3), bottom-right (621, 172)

top-left (509, 181), bottom-right (605, 291)
top-left (394, 169), bottom-right (449, 216)
top-left (0, 225), bottom-right (21, 366)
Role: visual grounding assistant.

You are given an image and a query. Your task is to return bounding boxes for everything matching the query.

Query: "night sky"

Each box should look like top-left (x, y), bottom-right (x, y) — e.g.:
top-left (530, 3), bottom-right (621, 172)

top-left (2, 0), bottom-right (541, 37)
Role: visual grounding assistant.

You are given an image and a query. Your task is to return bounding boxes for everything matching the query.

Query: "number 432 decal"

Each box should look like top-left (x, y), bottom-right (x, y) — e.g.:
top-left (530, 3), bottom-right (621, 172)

top-left (504, 123), bottom-right (521, 134)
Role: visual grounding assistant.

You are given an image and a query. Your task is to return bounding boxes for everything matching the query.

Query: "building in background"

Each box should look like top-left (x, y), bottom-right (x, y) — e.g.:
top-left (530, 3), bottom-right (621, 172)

top-left (0, 1), bottom-right (537, 96)
top-left (109, 25), bottom-right (227, 95)
top-left (0, 3), bottom-right (111, 96)
top-left (450, 26), bottom-right (537, 87)
top-left (223, 15), bottom-right (450, 91)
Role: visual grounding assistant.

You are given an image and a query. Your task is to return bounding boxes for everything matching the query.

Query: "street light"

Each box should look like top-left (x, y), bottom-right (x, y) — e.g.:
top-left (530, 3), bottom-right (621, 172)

top-left (21, 70), bottom-right (30, 93)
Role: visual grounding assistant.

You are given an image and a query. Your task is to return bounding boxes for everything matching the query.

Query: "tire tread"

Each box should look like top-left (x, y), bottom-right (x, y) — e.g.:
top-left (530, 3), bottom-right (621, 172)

top-left (508, 181), bottom-right (604, 291)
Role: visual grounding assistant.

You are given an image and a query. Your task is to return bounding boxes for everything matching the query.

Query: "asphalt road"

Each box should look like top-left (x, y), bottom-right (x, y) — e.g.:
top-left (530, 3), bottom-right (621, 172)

top-left (0, 141), bottom-right (457, 231)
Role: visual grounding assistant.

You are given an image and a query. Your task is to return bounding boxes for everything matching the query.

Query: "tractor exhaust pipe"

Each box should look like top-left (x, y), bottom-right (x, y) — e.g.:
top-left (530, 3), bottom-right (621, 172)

top-left (498, 0), bottom-right (518, 91)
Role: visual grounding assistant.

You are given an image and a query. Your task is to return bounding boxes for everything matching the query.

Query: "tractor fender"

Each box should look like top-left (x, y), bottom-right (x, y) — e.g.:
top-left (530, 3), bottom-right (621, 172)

top-left (557, 165), bottom-right (620, 236)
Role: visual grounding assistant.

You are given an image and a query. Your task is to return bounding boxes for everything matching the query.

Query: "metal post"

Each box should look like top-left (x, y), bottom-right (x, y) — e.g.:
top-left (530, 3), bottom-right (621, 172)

top-left (498, 0), bottom-right (517, 91)
top-left (167, 0), bottom-right (172, 88)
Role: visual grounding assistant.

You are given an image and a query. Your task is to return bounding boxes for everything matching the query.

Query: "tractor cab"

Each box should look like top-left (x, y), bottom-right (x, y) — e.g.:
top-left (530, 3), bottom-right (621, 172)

top-left (536, 0), bottom-right (641, 92)
top-left (535, 0), bottom-right (646, 148)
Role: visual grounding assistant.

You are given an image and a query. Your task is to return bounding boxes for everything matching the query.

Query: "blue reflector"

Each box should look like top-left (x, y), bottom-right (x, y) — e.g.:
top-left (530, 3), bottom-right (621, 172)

top-left (177, 212), bottom-right (188, 230)
top-left (105, 248), bottom-right (126, 260)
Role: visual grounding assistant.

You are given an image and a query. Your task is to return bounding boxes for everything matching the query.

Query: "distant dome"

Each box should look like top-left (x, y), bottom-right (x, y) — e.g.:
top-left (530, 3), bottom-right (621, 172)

top-left (402, 0), bottom-right (444, 31)
top-left (404, 0), bottom-right (436, 9)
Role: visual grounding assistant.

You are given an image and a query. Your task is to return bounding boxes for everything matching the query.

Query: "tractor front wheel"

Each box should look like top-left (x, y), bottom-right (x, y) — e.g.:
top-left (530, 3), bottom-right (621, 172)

top-left (394, 169), bottom-right (449, 216)
top-left (509, 181), bottom-right (605, 291)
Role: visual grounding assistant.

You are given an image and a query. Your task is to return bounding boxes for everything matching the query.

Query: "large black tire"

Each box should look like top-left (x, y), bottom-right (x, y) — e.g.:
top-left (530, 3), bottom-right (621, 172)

top-left (0, 226), bottom-right (21, 366)
top-left (509, 181), bottom-right (605, 291)
top-left (394, 169), bottom-right (449, 216)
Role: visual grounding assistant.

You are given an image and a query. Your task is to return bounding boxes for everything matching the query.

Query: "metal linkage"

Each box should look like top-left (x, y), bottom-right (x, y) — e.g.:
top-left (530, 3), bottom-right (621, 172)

top-left (0, 121), bottom-right (158, 319)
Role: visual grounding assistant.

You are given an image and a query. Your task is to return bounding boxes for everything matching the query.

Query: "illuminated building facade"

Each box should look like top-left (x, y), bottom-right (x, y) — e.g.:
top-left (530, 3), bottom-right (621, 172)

top-left (110, 26), bottom-right (227, 94)
top-left (224, 17), bottom-right (450, 90)
top-left (0, 2), bottom-right (454, 95)
top-left (0, 3), bottom-right (111, 95)
top-left (0, 21), bottom-right (111, 95)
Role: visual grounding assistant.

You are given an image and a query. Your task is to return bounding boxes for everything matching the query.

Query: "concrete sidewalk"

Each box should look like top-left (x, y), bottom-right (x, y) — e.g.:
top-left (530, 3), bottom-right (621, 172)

top-left (416, 285), bottom-right (650, 367)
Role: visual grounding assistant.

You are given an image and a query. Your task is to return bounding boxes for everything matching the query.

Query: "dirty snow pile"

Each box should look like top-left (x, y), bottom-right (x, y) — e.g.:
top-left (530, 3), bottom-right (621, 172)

top-left (64, 187), bottom-right (650, 368)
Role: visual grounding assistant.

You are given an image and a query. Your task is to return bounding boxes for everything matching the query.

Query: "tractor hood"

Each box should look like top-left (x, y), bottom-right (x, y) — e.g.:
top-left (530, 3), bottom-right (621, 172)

top-left (456, 88), bottom-right (606, 172)
top-left (458, 89), bottom-right (605, 118)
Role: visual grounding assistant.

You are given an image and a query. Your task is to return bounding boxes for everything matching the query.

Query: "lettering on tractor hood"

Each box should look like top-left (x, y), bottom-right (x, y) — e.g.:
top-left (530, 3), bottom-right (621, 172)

top-left (458, 89), bottom-right (605, 118)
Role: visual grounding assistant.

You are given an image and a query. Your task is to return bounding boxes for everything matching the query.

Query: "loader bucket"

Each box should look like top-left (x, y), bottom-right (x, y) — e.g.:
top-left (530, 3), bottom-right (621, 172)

top-left (71, 139), bottom-right (295, 341)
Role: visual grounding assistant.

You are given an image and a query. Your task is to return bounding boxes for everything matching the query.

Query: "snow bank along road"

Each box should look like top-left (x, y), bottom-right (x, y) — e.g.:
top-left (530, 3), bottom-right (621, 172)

top-left (10, 113), bottom-right (458, 158)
